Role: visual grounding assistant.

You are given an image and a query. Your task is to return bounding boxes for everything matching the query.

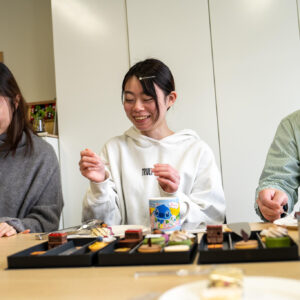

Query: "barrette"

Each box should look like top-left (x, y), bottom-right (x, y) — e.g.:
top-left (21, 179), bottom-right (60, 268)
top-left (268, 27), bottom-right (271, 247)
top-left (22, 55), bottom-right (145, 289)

top-left (139, 75), bottom-right (156, 80)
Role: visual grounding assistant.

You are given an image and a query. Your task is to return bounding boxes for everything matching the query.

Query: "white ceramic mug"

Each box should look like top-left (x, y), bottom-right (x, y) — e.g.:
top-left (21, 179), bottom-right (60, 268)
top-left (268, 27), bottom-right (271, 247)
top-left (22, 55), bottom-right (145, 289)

top-left (149, 197), bottom-right (190, 232)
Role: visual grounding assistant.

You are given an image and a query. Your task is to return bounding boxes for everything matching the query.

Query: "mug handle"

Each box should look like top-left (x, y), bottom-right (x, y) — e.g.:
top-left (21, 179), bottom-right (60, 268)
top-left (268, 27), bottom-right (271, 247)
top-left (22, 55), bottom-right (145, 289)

top-left (180, 200), bottom-right (190, 225)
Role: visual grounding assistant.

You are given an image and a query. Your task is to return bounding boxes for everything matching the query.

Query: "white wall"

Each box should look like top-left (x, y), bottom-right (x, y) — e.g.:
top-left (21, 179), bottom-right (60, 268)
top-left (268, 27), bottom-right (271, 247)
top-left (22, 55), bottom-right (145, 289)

top-left (0, 0), bottom-right (56, 102)
top-left (210, 0), bottom-right (300, 222)
top-left (126, 0), bottom-right (221, 169)
top-left (51, 0), bottom-right (130, 227)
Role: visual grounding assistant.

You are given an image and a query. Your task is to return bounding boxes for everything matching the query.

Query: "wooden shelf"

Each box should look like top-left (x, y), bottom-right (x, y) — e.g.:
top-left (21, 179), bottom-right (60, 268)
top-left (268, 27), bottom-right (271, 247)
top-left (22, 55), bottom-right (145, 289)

top-left (27, 100), bottom-right (57, 135)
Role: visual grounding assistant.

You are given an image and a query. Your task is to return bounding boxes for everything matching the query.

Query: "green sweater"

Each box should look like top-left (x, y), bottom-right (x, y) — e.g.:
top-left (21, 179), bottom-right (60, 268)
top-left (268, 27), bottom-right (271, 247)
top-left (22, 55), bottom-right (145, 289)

top-left (255, 110), bottom-right (300, 219)
top-left (0, 132), bottom-right (63, 232)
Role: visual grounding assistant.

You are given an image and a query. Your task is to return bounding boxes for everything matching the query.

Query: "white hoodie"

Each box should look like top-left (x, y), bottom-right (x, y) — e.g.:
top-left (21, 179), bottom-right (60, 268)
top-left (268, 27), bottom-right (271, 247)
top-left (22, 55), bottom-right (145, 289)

top-left (82, 127), bottom-right (225, 227)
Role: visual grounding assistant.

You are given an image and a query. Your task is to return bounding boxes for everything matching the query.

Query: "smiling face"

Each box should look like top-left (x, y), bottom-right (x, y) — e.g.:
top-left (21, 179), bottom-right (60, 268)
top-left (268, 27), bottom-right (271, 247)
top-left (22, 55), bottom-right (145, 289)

top-left (123, 76), bottom-right (176, 139)
top-left (0, 96), bottom-right (12, 134)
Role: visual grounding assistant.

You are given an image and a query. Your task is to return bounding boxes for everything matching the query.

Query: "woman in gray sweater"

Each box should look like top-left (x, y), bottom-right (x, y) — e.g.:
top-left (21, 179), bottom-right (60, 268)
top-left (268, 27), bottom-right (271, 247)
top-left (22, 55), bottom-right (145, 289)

top-left (0, 62), bottom-right (63, 237)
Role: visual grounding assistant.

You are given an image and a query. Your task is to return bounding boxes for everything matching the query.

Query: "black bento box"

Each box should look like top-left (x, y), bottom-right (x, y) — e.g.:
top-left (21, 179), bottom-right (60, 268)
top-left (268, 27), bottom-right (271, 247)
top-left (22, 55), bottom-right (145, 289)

top-left (7, 238), bottom-right (197, 268)
top-left (96, 239), bottom-right (197, 266)
top-left (7, 238), bottom-right (98, 269)
top-left (198, 231), bottom-right (299, 264)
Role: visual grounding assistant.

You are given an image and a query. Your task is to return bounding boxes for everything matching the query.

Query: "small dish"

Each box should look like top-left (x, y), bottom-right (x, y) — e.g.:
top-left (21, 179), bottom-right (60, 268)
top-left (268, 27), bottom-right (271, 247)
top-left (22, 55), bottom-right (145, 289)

top-left (159, 276), bottom-right (300, 300)
top-left (274, 214), bottom-right (298, 230)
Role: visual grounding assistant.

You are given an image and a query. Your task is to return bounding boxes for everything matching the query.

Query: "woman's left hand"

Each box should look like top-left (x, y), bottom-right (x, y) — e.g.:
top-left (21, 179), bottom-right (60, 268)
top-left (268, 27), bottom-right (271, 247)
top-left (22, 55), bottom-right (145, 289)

top-left (152, 164), bottom-right (180, 193)
top-left (0, 222), bottom-right (17, 237)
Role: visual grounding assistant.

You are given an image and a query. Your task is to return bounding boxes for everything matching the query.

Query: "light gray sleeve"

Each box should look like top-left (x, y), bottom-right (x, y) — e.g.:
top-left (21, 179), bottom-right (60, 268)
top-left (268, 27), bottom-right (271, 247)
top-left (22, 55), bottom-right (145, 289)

top-left (255, 118), bottom-right (300, 219)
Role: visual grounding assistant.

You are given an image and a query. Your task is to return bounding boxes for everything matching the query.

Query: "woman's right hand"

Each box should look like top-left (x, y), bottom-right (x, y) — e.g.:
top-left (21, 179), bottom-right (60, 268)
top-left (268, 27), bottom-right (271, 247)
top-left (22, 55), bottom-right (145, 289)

top-left (79, 148), bottom-right (107, 183)
top-left (0, 222), bottom-right (17, 237)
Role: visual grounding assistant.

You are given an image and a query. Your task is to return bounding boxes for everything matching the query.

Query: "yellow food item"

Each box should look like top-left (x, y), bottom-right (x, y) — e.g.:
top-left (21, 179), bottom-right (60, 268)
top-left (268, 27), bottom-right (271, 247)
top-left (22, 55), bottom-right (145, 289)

top-left (201, 267), bottom-right (244, 300)
top-left (91, 227), bottom-right (110, 237)
top-left (234, 240), bottom-right (258, 250)
top-left (88, 241), bottom-right (107, 252)
top-left (223, 226), bottom-right (232, 233)
top-left (114, 247), bottom-right (130, 252)
top-left (209, 267), bottom-right (244, 288)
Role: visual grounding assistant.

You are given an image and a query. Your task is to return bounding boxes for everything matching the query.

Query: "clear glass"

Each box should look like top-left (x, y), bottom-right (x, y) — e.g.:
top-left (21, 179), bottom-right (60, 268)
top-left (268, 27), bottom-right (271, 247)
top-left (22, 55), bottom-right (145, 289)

top-left (33, 117), bottom-right (45, 132)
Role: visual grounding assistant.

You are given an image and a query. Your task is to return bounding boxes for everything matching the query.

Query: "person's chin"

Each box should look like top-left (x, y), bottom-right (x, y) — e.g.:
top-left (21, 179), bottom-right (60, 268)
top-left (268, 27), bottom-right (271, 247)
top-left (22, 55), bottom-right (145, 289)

top-left (135, 124), bottom-right (151, 132)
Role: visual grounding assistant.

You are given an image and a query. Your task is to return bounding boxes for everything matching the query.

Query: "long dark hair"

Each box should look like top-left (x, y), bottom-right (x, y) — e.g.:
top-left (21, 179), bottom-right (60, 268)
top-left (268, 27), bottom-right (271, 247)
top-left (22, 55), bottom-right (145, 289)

top-left (0, 63), bottom-right (34, 155)
top-left (121, 58), bottom-right (175, 120)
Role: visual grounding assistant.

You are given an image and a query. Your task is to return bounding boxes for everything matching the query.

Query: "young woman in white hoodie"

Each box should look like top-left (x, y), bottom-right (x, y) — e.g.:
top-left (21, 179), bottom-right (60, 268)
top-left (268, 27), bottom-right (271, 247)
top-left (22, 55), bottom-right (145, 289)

top-left (79, 59), bottom-right (225, 228)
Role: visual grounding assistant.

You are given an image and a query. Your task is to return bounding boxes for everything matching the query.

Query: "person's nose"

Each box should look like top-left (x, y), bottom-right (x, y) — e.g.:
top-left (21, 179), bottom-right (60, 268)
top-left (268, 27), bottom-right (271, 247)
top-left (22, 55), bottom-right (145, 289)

top-left (132, 99), bottom-right (144, 111)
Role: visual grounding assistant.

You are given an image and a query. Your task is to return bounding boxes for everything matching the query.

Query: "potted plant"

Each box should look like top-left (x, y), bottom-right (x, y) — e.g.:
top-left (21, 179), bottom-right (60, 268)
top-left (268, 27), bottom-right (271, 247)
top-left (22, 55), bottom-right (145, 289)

top-left (31, 105), bottom-right (46, 132)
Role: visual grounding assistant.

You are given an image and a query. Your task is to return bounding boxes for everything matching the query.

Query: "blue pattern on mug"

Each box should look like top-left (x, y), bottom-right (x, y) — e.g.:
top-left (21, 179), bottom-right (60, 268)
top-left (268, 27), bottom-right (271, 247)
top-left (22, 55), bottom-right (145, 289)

top-left (149, 197), bottom-right (181, 232)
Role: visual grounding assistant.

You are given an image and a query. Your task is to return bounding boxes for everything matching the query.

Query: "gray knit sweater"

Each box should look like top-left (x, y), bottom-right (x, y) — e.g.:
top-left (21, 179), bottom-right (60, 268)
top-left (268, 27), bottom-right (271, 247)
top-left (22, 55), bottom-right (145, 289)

top-left (0, 132), bottom-right (63, 232)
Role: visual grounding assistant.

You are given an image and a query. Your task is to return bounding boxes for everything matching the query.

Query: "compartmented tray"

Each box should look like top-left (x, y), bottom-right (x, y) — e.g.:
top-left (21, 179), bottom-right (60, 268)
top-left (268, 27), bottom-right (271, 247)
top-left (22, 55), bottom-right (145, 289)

top-left (198, 231), bottom-right (299, 264)
top-left (7, 238), bottom-right (98, 269)
top-left (96, 239), bottom-right (198, 266)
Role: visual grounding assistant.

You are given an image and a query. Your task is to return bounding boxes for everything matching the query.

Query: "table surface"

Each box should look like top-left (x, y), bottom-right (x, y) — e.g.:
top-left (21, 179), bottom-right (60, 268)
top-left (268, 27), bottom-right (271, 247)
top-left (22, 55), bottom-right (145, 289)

top-left (1, 223), bottom-right (299, 300)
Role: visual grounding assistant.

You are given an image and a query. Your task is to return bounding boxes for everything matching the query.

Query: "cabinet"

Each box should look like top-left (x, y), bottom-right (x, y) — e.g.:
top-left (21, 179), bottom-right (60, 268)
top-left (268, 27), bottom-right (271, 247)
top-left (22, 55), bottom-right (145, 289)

top-left (42, 134), bottom-right (63, 229)
top-left (42, 135), bottom-right (59, 161)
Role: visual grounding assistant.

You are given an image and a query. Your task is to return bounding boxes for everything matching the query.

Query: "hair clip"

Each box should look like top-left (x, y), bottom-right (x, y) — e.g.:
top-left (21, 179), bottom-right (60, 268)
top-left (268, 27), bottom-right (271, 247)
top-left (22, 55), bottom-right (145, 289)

top-left (139, 76), bottom-right (156, 80)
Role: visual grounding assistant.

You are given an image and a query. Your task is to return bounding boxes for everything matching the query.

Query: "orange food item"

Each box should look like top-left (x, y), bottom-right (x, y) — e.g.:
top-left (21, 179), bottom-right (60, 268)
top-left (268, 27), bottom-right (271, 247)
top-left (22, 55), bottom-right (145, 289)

top-left (30, 251), bottom-right (46, 256)
top-left (207, 244), bottom-right (223, 249)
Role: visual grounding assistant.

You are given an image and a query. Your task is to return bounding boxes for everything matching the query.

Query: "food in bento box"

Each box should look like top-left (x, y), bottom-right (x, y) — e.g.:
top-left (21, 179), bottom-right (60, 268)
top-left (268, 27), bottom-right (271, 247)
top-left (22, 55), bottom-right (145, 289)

top-left (124, 229), bottom-right (143, 240)
top-left (88, 241), bottom-right (108, 252)
top-left (114, 247), bottom-right (131, 253)
top-left (91, 227), bottom-right (111, 237)
top-left (48, 232), bottom-right (68, 249)
top-left (206, 225), bottom-right (223, 244)
top-left (234, 240), bottom-right (258, 250)
top-left (167, 230), bottom-right (194, 246)
top-left (265, 236), bottom-right (291, 248)
top-left (152, 229), bottom-right (169, 242)
top-left (260, 226), bottom-right (288, 238)
top-left (201, 267), bottom-right (243, 300)
top-left (207, 244), bottom-right (223, 249)
top-left (260, 226), bottom-right (291, 248)
top-left (89, 221), bottom-right (114, 237)
top-left (138, 238), bottom-right (162, 253)
top-left (117, 238), bottom-right (141, 248)
top-left (115, 228), bottom-right (144, 249)
top-left (30, 251), bottom-right (46, 256)
top-left (143, 234), bottom-right (167, 246)
top-left (138, 244), bottom-right (162, 253)
top-left (164, 245), bottom-right (189, 252)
